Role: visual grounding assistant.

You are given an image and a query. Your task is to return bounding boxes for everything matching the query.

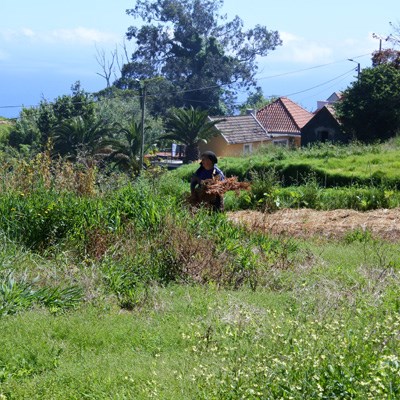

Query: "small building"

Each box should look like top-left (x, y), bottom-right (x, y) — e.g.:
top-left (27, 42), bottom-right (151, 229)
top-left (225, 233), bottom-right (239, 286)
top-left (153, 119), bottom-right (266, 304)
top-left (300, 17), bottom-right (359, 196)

top-left (256, 97), bottom-right (313, 147)
top-left (301, 104), bottom-right (347, 146)
top-left (200, 94), bottom-right (346, 158)
top-left (199, 112), bottom-right (271, 157)
top-left (316, 91), bottom-right (342, 111)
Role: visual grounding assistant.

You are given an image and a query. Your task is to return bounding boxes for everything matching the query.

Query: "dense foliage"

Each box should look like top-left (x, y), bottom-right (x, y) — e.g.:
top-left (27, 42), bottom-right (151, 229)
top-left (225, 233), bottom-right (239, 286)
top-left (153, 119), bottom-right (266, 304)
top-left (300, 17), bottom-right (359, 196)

top-left (335, 64), bottom-right (400, 142)
top-left (119, 0), bottom-right (281, 115)
top-left (162, 106), bottom-right (224, 161)
top-left (9, 83), bottom-right (98, 152)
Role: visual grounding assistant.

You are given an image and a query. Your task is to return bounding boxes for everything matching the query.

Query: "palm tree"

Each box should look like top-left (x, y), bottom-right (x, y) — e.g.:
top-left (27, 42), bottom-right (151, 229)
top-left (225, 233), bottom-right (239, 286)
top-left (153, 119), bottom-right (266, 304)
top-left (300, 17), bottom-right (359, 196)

top-left (162, 106), bottom-right (224, 162)
top-left (53, 116), bottom-right (114, 159)
top-left (98, 119), bottom-right (144, 175)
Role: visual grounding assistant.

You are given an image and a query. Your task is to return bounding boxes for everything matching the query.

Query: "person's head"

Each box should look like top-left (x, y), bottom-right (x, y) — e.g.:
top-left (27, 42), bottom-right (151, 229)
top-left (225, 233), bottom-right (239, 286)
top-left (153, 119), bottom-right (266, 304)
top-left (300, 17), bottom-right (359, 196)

top-left (200, 151), bottom-right (218, 170)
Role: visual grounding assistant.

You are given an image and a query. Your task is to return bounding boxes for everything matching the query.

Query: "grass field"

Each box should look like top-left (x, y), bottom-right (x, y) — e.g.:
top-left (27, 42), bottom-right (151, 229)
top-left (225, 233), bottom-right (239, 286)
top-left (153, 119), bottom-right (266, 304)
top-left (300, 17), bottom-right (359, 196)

top-left (1, 237), bottom-right (399, 399)
top-left (1, 141), bottom-right (400, 399)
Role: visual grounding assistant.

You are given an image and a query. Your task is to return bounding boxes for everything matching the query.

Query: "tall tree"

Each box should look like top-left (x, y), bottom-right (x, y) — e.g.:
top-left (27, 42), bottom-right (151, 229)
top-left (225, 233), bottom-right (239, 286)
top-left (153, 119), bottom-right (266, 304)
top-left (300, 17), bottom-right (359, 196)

top-left (162, 106), bottom-right (224, 162)
top-left (121, 0), bottom-right (281, 115)
top-left (335, 64), bottom-right (400, 142)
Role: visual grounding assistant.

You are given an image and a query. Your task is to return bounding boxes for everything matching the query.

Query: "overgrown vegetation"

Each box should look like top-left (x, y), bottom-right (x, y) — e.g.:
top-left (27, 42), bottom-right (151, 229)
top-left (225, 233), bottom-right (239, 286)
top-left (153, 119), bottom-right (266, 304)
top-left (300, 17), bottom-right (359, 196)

top-left (0, 141), bottom-right (399, 398)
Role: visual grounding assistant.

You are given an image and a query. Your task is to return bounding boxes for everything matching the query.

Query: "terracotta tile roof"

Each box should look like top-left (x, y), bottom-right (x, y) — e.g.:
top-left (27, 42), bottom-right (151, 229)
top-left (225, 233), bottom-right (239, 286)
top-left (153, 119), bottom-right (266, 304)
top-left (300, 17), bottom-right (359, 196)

top-left (256, 97), bottom-right (313, 134)
top-left (209, 113), bottom-right (269, 144)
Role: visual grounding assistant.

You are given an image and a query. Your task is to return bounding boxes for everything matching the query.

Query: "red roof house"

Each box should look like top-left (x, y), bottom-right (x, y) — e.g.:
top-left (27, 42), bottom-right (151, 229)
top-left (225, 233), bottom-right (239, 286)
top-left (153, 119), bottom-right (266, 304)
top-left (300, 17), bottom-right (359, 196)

top-left (256, 97), bottom-right (313, 146)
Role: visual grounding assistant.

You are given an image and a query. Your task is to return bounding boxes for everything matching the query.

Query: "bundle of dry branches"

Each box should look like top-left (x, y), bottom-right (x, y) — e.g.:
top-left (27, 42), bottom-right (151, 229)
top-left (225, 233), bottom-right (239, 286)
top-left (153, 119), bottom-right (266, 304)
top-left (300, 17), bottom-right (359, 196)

top-left (201, 176), bottom-right (251, 195)
top-left (187, 177), bottom-right (250, 209)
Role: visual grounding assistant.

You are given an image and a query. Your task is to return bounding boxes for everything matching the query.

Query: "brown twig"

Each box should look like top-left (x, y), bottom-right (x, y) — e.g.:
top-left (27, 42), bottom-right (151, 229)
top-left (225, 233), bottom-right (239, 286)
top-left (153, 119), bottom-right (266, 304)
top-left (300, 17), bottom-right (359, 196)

top-left (202, 177), bottom-right (251, 195)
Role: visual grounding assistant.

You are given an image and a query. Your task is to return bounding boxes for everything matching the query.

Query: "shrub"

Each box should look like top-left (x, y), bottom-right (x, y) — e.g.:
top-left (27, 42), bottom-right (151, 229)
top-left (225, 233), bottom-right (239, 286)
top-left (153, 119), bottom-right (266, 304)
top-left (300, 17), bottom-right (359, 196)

top-left (0, 271), bottom-right (82, 315)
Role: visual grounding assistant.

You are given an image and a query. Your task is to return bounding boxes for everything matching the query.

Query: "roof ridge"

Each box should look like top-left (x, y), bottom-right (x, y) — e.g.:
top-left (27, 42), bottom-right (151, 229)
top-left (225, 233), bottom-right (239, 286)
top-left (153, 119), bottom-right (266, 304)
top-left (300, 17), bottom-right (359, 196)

top-left (250, 112), bottom-right (268, 134)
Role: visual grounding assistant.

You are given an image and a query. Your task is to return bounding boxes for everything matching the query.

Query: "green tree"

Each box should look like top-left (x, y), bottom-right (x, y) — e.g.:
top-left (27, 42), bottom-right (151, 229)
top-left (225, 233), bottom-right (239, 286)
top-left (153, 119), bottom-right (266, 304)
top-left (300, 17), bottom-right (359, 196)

top-left (94, 85), bottom-right (164, 145)
top-left (335, 64), bottom-right (400, 142)
top-left (98, 119), bottom-right (144, 175)
top-left (238, 87), bottom-right (276, 115)
top-left (39, 82), bottom-right (97, 146)
top-left (8, 82), bottom-right (97, 152)
top-left (94, 87), bottom-right (142, 123)
top-left (162, 106), bottom-right (224, 162)
top-left (121, 0), bottom-right (281, 115)
top-left (8, 107), bottom-right (42, 152)
top-left (52, 116), bottom-right (115, 160)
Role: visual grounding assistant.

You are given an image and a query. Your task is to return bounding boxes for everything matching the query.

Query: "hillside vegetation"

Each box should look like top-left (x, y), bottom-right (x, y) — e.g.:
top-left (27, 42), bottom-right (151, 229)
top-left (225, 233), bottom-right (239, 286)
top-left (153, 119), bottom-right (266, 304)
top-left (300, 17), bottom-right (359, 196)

top-left (0, 119), bottom-right (14, 144)
top-left (0, 141), bottom-right (399, 399)
top-left (173, 139), bottom-right (400, 211)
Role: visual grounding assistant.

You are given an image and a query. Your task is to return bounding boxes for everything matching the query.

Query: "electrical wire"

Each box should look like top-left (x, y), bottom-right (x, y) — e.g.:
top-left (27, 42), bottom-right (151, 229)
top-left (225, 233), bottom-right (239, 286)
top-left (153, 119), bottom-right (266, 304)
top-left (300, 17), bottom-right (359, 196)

top-left (283, 68), bottom-right (356, 97)
top-left (255, 53), bottom-right (369, 81)
top-left (0, 54), bottom-right (370, 113)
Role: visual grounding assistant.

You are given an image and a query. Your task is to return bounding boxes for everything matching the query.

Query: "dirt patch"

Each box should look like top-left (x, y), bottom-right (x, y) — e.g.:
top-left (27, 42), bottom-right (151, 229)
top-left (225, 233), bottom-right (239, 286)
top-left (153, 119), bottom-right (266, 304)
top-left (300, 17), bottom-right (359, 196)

top-left (227, 208), bottom-right (400, 242)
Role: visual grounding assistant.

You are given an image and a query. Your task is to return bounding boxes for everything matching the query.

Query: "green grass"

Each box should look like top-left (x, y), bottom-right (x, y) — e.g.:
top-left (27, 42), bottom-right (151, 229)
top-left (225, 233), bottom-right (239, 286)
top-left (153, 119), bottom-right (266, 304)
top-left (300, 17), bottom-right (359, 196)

top-left (1, 257), bottom-right (399, 399)
top-left (1, 220), bottom-right (399, 398)
top-left (183, 140), bottom-right (400, 183)
top-left (1, 141), bottom-right (400, 398)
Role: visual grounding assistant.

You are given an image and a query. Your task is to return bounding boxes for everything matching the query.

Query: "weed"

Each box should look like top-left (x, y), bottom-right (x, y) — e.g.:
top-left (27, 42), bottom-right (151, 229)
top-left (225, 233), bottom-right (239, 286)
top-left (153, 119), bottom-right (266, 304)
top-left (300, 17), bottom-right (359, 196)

top-left (344, 228), bottom-right (373, 244)
top-left (0, 271), bottom-right (82, 315)
top-left (247, 168), bottom-right (280, 211)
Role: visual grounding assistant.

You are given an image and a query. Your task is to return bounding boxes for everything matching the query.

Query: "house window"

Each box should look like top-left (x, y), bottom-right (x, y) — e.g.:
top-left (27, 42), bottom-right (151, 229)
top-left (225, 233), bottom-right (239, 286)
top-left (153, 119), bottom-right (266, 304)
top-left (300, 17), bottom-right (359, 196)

top-left (273, 139), bottom-right (288, 147)
top-left (243, 143), bottom-right (252, 154)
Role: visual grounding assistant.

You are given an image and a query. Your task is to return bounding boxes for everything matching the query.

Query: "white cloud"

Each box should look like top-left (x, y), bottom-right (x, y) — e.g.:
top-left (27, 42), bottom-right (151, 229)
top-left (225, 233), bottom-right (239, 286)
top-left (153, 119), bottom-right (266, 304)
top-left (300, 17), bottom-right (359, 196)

top-left (279, 32), bottom-right (300, 45)
top-left (50, 27), bottom-right (119, 44)
top-left (21, 28), bottom-right (36, 38)
top-left (273, 31), bottom-right (334, 64)
top-left (0, 27), bottom-right (120, 46)
top-left (267, 30), bottom-right (379, 67)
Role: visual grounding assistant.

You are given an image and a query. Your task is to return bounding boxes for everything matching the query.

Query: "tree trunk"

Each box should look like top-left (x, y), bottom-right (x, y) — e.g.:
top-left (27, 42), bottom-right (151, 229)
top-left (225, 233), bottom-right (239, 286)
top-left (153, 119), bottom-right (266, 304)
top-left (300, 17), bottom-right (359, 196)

top-left (184, 143), bottom-right (200, 163)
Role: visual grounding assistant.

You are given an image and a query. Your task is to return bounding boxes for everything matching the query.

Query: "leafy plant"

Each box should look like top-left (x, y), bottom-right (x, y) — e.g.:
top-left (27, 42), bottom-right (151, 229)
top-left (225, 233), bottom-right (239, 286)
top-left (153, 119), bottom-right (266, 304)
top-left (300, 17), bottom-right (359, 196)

top-left (246, 168), bottom-right (280, 211)
top-left (98, 119), bottom-right (143, 175)
top-left (0, 272), bottom-right (82, 316)
top-left (162, 106), bottom-right (225, 162)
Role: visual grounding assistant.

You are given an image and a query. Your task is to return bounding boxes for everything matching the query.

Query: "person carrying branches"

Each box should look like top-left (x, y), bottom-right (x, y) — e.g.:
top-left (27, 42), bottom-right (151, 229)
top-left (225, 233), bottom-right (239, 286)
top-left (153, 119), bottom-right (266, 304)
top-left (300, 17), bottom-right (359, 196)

top-left (190, 151), bottom-right (225, 212)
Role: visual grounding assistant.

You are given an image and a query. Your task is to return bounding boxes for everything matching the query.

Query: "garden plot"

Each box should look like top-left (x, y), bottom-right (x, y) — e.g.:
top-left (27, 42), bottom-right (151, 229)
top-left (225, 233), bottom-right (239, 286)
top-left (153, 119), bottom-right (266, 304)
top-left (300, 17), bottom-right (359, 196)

top-left (228, 208), bottom-right (400, 241)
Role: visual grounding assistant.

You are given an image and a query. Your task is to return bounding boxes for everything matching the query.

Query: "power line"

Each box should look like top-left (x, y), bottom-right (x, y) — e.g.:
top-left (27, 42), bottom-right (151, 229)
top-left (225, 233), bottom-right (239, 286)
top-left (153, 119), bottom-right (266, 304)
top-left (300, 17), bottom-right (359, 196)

top-left (283, 68), bottom-right (355, 97)
top-left (0, 54), bottom-right (370, 112)
top-left (255, 53), bottom-right (370, 81)
top-left (296, 72), bottom-right (354, 106)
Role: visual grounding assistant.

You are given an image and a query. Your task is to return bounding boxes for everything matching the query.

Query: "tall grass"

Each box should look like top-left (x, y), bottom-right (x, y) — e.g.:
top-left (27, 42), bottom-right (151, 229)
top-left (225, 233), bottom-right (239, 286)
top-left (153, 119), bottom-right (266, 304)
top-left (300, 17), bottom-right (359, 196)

top-left (1, 143), bottom-right (400, 398)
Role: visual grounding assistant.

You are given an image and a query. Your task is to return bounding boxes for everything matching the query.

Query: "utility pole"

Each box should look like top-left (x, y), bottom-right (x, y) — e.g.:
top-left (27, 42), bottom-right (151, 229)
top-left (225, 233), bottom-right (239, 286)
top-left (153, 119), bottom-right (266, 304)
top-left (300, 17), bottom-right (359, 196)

top-left (372, 33), bottom-right (390, 52)
top-left (136, 79), bottom-right (147, 171)
top-left (348, 59), bottom-right (360, 81)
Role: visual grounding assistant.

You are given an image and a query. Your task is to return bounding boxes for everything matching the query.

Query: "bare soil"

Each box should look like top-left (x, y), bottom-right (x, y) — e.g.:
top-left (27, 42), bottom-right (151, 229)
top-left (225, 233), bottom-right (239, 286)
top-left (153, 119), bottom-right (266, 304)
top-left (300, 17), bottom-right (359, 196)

top-left (227, 208), bottom-right (400, 242)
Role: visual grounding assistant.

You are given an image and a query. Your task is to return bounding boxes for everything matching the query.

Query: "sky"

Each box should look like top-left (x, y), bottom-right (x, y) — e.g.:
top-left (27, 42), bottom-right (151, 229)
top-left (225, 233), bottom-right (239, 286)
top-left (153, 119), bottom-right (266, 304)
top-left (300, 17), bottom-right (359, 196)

top-left (0, 0), bottom-right (398, 118)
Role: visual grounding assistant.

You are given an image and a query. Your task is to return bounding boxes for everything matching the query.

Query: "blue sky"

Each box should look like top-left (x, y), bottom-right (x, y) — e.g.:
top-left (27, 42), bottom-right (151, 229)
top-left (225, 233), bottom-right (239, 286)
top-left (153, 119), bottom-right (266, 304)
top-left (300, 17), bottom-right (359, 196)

top-left (0, 0), bottom-right (398, 118)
